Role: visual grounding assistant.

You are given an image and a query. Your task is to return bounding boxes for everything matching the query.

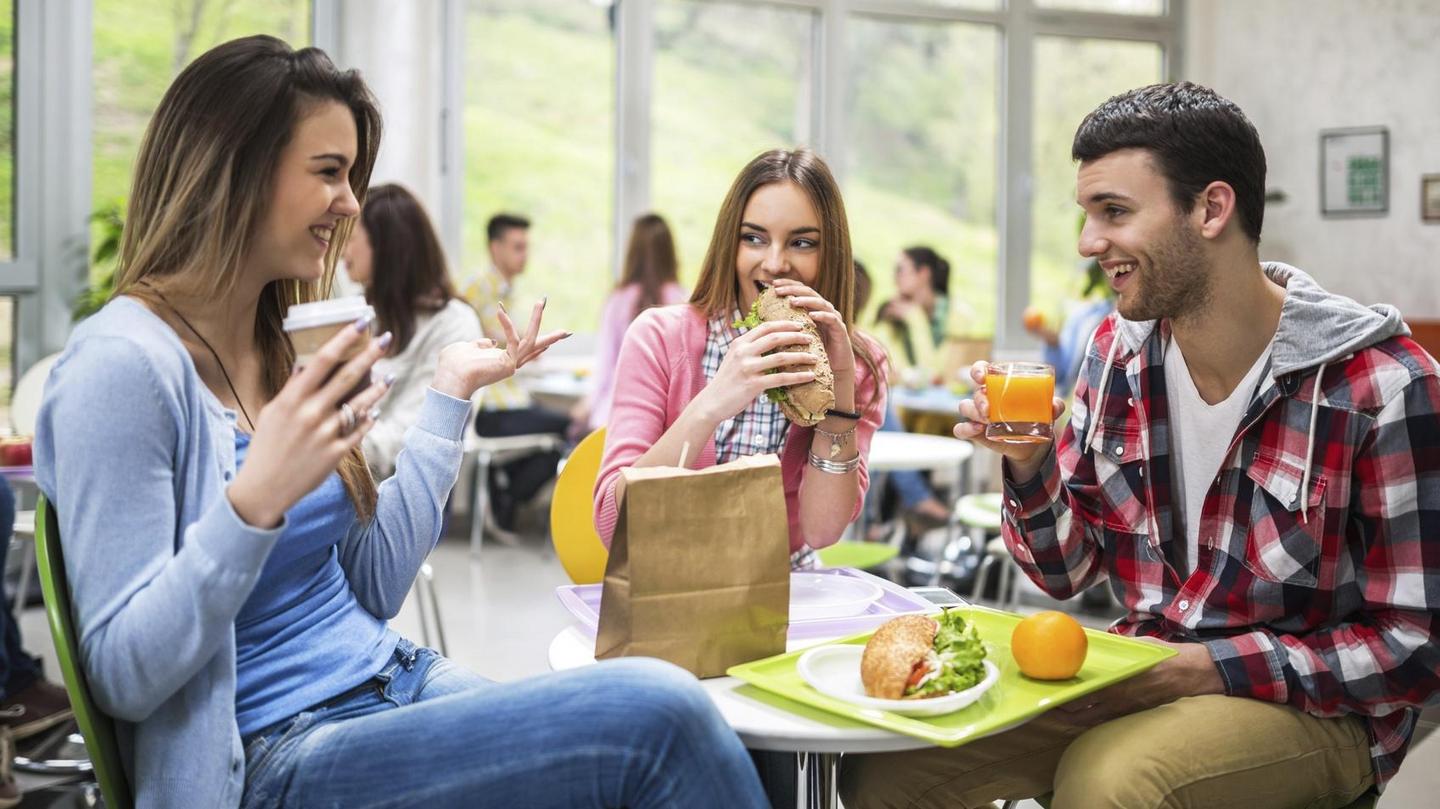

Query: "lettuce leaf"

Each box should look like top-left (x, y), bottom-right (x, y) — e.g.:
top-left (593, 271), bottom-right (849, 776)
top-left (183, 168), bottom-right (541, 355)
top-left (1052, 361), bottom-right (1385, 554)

top-left (906, 609), bottom-right (988, 697)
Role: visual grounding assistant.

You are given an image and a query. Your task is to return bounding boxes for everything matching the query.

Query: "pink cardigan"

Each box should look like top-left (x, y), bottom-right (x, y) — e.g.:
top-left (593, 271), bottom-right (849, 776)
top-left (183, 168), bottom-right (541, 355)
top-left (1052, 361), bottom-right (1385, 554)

top-left (593, 304), bottom-right (887, 553)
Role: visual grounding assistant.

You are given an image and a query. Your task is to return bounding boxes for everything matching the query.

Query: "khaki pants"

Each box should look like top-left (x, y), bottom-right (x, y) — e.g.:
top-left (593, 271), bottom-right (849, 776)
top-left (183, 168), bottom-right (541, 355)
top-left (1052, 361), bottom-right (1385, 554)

top-left (839, 695), bottom-right (1373, 809)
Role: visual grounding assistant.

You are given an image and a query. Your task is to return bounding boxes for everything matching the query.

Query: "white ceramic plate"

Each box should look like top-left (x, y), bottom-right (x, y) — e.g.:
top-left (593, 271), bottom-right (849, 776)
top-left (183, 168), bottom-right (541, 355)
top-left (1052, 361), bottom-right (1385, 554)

top-left (790, 573), bottom-right (885, 621)
top-left (796, 644), bottom-right (1000, 717)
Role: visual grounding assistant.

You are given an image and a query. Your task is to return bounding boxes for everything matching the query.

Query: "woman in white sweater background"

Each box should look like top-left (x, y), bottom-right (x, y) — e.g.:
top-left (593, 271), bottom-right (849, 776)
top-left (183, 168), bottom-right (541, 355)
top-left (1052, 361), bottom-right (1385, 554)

top-left (344, 184), bottom-right (486, 479)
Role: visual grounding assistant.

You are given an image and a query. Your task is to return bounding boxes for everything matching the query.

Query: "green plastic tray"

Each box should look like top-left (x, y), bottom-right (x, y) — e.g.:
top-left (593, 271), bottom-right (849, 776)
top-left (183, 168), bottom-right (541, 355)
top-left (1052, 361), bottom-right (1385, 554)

top-left (726, 606), bottom-right (1177, 747)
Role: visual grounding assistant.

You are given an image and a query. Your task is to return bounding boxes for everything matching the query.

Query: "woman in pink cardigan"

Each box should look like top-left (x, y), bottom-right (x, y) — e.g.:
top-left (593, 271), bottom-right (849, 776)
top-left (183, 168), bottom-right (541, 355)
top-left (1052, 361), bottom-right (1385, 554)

top-left (593, 149), bottom-right (887, 564)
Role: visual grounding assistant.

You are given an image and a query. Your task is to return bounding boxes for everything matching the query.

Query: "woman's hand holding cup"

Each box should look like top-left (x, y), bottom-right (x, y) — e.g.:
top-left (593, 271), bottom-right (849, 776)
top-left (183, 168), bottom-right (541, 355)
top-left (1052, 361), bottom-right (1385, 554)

top-left (953, 360), bottom-right (1066, 482)
top-left (228, 316), bottom-right (393, 529)
top-left (430, 298), bottom-right (569, 401)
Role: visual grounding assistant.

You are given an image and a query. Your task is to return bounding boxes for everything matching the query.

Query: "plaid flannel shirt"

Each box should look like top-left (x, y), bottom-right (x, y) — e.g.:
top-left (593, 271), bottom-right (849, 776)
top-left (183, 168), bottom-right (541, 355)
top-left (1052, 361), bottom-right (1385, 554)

top-left (1003, 313), bottom-right (1440, 790)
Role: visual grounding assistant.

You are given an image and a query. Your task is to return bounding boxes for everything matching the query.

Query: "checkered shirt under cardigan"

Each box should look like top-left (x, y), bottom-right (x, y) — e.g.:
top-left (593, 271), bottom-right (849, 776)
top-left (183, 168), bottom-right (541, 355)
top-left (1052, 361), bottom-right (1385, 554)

top-left (702, 314), bottom-right (816, 569)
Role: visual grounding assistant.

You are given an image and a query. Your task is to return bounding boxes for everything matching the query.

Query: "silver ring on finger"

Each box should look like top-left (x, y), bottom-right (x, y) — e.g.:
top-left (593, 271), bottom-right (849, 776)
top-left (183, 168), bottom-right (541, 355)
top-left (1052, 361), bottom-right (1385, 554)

top-left (338, 402), bottom-right (358, 437)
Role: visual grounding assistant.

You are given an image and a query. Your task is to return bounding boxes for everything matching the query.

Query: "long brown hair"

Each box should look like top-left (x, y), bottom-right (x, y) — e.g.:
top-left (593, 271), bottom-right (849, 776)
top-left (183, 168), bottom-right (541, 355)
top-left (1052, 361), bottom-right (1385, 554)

top-left (360, 184), bottom-right (458, 355)
top-left (689, 148), bottom-right (885, 414)
top-left (113, 35), bottom-right (383, 519)
top-left (618, 213), bottom-right (679, 318)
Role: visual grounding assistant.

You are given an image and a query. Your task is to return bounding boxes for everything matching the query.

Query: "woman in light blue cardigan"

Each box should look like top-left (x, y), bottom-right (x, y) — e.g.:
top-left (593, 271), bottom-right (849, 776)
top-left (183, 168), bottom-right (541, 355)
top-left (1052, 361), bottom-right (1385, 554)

top-left (34, 36), bottom-right (766, 809)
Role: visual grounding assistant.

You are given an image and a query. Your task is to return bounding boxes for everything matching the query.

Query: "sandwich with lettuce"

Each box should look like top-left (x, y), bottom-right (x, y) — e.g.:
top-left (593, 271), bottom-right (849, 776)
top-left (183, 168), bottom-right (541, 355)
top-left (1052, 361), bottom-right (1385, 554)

top-left (860, 611), bottom-right (988, 699)
top-left (733, 287), bottom-right (835, 426)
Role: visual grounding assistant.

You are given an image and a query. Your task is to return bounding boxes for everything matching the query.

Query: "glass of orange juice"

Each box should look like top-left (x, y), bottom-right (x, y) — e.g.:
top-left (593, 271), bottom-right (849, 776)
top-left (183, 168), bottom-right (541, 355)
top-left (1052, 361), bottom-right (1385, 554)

top-left (984, 362), bottom-right (1055, 444)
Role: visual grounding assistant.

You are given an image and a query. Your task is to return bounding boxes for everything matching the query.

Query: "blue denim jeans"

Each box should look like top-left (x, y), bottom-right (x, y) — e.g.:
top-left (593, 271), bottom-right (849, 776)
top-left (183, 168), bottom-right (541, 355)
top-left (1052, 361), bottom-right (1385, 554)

top-left (240, 639), bottom-right (768, 809)
top-left (880, 405), bottom-right (936, 509)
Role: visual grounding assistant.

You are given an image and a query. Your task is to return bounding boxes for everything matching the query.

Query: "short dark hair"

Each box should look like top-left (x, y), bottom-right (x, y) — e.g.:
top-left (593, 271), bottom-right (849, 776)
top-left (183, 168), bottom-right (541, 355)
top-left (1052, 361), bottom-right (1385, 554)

top-left (1072, 81), bottom-right (1267, 243)
top-left (487, 213), bottom-right (530, 242)
top-left (903, 246), bottom-right (950, 296)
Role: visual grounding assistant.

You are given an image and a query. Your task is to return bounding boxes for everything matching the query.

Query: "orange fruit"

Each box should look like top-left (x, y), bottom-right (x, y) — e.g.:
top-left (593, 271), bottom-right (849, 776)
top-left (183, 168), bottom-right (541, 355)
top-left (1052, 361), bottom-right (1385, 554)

top-left (1021, 306), bottom-right (1045, 331)
top-left (1011, 611), bottom-right (1088, 680)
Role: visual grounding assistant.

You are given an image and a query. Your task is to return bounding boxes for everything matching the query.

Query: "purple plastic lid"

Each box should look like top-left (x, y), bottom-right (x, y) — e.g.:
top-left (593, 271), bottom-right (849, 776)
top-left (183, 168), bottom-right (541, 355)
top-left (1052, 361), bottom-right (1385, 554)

top-left (555, 567), bottom-right (935, 642)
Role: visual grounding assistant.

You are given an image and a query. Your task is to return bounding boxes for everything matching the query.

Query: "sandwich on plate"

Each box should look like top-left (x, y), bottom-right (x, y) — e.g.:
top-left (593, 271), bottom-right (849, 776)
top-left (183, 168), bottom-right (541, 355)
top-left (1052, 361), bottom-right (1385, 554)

top-left (860, 610), bottom-right (987, 700)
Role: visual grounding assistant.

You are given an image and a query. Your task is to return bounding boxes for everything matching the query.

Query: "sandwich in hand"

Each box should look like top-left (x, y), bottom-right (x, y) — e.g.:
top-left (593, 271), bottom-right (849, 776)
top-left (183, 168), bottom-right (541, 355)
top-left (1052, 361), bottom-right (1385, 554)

top-left (733, 287), bottom-right (836, 426)
top-left (860, 610), bottom-right (987, 700)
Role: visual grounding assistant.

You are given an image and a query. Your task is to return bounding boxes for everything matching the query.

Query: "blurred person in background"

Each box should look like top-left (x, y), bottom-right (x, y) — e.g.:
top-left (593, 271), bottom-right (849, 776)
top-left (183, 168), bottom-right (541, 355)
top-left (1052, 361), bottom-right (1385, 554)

top-left (462, 213), bottom-right (571, 534)
top-left (345, 184), bottom-right (482, 479)
top-left (579, 213), bottom-right (688, 433)
top-left (863, 259), bottom-right (950, 531)
top-left (874, 246), bottom-right (951, 386)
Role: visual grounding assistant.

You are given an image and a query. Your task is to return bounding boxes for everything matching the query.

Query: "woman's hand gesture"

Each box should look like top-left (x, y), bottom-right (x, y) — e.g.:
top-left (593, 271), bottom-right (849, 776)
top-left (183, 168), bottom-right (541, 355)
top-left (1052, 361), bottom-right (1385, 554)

top-left (431, 298), bottom-right (569, 401)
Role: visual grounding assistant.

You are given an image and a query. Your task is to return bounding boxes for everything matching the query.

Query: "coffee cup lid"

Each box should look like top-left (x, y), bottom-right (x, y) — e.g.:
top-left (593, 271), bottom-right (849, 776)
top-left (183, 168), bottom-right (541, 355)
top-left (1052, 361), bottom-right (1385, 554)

top-left (282, 296), bottom-right (375, 331)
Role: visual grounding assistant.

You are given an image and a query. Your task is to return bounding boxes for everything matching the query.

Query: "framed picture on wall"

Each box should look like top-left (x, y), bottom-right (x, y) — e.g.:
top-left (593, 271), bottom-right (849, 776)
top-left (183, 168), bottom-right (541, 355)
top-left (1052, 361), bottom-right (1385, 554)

top-left (1423, 175), bottom-right (1440, 223)
top-left (1320, 127), bottom-right (1389, 216)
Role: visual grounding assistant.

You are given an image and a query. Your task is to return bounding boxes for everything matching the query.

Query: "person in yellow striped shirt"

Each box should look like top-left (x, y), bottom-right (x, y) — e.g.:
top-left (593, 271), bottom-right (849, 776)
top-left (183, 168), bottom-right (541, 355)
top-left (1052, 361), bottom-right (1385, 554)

top-left (462, 213), bottom-right (572, 534)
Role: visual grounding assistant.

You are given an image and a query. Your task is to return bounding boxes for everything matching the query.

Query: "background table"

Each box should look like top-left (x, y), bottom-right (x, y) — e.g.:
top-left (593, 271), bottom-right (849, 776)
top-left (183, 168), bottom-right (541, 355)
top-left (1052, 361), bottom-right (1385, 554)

top-left (549, 626), bottom-right (932, 809)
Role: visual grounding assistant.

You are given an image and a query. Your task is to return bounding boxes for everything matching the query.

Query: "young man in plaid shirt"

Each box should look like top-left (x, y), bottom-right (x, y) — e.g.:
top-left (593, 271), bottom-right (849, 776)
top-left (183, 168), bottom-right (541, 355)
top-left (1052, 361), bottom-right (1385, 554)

top-left (842, 82), bottom-right (1440, 808)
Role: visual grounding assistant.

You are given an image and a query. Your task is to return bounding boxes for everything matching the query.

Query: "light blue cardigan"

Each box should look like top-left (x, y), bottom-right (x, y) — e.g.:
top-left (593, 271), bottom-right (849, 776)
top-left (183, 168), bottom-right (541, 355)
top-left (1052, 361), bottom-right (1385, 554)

top-left (34, 297), bottom-right (470, 809)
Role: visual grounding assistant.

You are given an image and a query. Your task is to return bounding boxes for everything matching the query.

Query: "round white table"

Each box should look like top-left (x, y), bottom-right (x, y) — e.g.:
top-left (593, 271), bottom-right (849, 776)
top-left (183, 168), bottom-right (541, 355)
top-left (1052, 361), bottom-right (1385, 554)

top-left (889, 385), bottom-right (969, 417)
top-left (867, 431), bottom-right (973, 474)
top-left (549, 626), bottom-right (932, 809)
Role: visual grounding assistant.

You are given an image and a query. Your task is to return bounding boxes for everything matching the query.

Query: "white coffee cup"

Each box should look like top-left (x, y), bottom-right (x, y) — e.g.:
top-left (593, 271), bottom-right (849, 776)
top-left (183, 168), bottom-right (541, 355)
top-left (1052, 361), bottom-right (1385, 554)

top-left (283, 296), bottom-right (376, 401)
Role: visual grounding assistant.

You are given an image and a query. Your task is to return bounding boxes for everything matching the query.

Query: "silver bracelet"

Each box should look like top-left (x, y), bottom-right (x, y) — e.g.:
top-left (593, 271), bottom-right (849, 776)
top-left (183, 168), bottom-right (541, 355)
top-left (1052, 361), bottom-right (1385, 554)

top-left (807, 451), bottom-right (861, 475)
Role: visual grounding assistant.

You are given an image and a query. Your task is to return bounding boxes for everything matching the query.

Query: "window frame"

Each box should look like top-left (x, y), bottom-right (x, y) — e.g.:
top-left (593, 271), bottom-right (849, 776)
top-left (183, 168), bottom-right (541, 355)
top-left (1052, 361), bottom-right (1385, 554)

top-left (445, 0), bottom-right (1180, 349)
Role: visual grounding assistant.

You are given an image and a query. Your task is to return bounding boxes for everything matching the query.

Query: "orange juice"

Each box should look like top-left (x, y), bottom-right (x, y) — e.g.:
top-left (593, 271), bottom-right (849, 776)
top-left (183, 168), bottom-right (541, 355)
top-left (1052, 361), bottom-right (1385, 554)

top-left (985, 362), bottom-right (1055, 443)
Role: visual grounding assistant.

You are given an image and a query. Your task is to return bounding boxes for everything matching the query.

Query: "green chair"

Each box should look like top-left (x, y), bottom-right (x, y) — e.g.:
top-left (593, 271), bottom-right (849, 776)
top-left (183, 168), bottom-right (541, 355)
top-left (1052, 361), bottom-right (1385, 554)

top-left (34, 496), bottom-right (133, 809)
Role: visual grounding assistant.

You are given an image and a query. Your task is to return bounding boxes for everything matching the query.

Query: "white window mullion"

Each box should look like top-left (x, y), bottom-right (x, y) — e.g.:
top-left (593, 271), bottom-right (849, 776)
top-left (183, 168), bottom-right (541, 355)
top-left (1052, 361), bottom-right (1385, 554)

top-left (613, 0), bottom-right (655, 279)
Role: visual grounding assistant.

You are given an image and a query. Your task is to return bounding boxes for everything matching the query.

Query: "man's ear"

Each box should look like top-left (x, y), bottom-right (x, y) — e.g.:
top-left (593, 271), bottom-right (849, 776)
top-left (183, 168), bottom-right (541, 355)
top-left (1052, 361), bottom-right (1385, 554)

top-left (1196, 181), bottom-right (1238, 240)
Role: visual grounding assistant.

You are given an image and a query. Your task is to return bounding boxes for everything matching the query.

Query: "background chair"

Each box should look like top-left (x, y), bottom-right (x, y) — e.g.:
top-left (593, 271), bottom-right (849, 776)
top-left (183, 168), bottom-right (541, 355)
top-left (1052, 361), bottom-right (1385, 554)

top-left (467, 432), bottom-right (565, 556)
top-left (9, 353), bottom-right (61, 437)
top-left (34, 497), bottom-right (132, 809)
top-left (548, 427), bottom-right (608, 585)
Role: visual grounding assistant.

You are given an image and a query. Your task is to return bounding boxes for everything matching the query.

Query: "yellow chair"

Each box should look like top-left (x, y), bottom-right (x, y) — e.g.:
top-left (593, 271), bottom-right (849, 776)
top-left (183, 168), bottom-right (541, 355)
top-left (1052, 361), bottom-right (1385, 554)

top-left (549, 427), bottom-right (610, 584)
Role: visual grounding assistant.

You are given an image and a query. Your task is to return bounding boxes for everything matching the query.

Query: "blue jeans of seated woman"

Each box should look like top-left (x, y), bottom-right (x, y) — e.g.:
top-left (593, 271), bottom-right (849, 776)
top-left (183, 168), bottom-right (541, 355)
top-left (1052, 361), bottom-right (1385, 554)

top-left (241, 639), bottom-right (768, 809)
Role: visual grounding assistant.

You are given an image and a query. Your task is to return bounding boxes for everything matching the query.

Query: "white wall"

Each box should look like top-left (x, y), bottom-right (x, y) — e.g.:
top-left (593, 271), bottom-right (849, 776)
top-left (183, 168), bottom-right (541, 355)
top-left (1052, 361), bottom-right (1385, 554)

top-left (1185, 0), bottom-right (1440, 319)
top-left (333, 0), bottom-right (447, 227)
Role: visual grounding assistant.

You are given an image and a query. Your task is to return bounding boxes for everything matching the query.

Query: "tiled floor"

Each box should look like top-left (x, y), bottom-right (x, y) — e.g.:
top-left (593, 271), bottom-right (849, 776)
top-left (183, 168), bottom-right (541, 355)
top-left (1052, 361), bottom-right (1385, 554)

top-left (16, 523), bottom-right (1440, 807)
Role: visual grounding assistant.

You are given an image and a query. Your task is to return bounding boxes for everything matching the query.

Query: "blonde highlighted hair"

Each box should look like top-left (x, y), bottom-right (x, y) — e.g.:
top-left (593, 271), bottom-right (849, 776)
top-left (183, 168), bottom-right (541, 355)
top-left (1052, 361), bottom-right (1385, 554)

top-left (113, 35), bottom-right (383, 519)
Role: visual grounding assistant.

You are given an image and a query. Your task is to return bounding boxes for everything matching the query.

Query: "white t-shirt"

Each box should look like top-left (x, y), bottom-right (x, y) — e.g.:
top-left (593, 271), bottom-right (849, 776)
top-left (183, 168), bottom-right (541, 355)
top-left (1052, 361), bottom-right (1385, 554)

top-left (1164, 337), bottom-right (1272, 576)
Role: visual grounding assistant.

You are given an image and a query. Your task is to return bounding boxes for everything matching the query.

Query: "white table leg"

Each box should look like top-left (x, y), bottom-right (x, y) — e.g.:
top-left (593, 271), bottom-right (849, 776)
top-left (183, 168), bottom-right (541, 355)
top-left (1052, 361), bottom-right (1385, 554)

top-left (796, 751), bottom-right (840, 809)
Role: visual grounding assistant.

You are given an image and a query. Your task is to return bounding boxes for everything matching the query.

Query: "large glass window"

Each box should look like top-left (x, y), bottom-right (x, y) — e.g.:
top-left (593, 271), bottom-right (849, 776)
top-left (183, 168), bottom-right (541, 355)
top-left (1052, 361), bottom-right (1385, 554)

top-left (463, 0), bottom-right (615, 333)
top-left (0, 0), bottom-right (13, 262)
top-left (650, 0), bottom-right (815, 289)
top-left (1033, 0), bottom-right (1165, 14)
top-left (1028, 36), bottom-right (1162, 325)
top-left (844, 16), bottom-right (999, 340)
top-left (91, 0), bottom-right (309, 279)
